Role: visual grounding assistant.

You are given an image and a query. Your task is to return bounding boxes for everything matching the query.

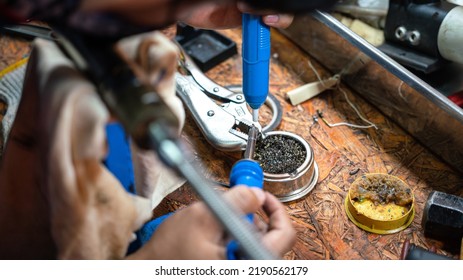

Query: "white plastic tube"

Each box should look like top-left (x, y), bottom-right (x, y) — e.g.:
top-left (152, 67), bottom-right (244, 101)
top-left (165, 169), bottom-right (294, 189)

top-left (438, 6), bottom-right (463, 64)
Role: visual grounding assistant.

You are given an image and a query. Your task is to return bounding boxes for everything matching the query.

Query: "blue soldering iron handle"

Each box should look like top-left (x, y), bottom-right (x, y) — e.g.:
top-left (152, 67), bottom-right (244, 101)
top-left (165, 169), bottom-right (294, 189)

top-left (227, 159), bottom-right (264, 260)
top-left (230, 159), bottom-right (263, 190)
top-left (242, 14), bottom-right (270, 110)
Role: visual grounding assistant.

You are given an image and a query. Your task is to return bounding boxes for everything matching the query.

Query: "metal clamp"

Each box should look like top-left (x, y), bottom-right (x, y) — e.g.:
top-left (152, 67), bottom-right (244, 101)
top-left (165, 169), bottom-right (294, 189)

top-left (176, 45), bottom-right (282, 151)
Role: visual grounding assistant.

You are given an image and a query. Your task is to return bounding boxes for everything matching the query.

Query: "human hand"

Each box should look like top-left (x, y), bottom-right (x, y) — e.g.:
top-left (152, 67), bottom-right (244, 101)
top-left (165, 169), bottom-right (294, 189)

top-left (79, 0), bottom-right (294, 30)
top-left (128, 186), bottom-right (296, 259)
top-left (176, 1), bottom-right (294, 30)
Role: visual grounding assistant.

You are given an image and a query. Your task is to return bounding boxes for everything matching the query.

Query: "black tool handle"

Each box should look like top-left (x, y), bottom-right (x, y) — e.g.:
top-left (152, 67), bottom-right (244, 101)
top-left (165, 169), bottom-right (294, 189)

top-left (405, 244), bottom-right (453, 260)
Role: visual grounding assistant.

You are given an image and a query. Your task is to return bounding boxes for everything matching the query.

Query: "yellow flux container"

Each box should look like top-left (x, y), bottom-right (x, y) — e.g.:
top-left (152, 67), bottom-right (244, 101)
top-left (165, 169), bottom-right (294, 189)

top-left (345, 173), bottom-right (415, 234)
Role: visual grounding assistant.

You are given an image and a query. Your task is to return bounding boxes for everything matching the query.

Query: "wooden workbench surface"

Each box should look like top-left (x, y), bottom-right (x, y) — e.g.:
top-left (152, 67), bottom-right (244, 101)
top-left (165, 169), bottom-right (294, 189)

top-left (1, 26), bottom-right (462, 260)
top-left (161, 28), bottom-right (463, 260)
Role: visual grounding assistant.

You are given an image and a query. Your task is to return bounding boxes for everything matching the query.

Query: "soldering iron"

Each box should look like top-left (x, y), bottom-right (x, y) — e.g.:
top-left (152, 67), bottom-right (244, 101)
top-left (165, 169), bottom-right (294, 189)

top-left (242, 13), bottom-right (270, 124)
top-left (227, 125), bottom-right (263, 259)
top-left (242, 0), bottom-right (337, 125)
top-left (230, 125), bottom-right (263, 191)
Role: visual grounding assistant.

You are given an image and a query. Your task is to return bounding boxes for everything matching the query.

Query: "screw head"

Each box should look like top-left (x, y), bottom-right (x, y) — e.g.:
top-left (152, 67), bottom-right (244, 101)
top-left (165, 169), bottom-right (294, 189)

top-left (408, 30), bottom-right (421, 46)
top-left (395, 26), bottom-right (407, 41)
top-left (207, 110), bottom-right (215, 117)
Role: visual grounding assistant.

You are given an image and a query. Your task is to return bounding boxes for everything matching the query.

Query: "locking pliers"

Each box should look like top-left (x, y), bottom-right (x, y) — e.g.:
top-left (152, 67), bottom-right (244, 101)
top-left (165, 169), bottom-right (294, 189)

top-left (175, 46), bottom-right (281, 151)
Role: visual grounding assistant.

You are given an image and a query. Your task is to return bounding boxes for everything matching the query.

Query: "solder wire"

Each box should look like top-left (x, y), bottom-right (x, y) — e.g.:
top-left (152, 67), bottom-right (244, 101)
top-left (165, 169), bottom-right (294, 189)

top-left (307, 60), bottom-right (378, 130)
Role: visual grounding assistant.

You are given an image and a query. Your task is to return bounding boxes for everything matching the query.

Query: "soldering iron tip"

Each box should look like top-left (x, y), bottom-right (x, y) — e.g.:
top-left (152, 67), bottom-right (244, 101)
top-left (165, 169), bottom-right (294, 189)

top-left (252, 109), bottom-right (259, 123)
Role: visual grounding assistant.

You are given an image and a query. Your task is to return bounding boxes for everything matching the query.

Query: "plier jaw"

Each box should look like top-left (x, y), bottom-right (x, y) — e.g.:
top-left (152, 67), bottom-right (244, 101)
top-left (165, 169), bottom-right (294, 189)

top-left (229, 117), bottom-right (262, 142)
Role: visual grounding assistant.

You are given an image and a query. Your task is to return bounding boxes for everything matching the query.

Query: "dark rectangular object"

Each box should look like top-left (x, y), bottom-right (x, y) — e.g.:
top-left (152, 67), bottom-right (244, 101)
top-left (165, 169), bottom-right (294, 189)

top-left (175, 23), bottom-right (238, 72)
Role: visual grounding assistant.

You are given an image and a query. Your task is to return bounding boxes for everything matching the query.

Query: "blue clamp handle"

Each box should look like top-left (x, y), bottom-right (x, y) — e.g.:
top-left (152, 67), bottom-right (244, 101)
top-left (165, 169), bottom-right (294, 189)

top-left (226, 159), bottom-right (264, 260)
top-left (242, 13), bottom-right (271, 110)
